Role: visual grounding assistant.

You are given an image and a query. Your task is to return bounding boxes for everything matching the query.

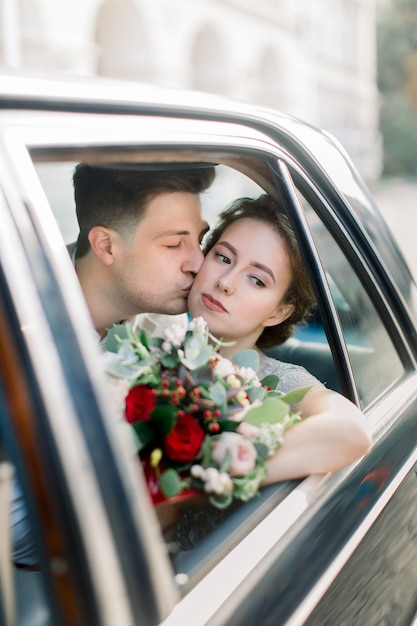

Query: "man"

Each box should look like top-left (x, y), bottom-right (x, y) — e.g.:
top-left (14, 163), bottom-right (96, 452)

top-left (71, 163), bottom-right (216, 338)
top-left (11, 163), bottom-right (216, 571)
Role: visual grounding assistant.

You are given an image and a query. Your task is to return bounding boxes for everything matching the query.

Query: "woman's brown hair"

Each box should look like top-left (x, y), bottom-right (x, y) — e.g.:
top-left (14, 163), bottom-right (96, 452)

top-left (203, 194), bottom-right (316, 348)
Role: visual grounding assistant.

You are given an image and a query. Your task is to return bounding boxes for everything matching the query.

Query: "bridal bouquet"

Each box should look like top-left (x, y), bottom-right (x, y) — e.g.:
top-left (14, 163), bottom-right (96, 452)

top-left (103, 317), bottom-right (308, 509)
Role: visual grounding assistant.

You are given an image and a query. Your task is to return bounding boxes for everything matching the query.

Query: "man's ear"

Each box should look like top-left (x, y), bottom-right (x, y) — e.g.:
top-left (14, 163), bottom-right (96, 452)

top-left (88, 226), bottom-right (116, 266)
top-left (262, 303), bottom-right (294, 328)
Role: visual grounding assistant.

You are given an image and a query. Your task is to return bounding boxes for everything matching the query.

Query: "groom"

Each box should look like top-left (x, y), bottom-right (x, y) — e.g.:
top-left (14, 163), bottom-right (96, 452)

top-left (70, 163), bottom-right (216, 339)
top-left (12, 163), bottom-right (216, 570)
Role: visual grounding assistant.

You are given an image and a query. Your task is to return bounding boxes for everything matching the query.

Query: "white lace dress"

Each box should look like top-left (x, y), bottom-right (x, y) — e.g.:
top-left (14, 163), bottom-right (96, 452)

top-left (257, 354), bottom-right (326, 395)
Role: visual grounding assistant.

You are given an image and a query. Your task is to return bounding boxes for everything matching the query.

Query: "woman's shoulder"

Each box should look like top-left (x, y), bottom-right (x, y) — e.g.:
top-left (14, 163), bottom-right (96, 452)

top-left (258, 353), bottom-right (325, 394)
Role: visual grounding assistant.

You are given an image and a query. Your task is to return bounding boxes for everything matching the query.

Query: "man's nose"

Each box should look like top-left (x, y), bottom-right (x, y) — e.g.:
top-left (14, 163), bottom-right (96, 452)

top-left (183, 245), bottom-right (205, 275)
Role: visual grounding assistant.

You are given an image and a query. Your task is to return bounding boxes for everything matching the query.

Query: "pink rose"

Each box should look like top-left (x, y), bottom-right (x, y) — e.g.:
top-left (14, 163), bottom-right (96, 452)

top-left (211, 432), bottom-right (257, 476)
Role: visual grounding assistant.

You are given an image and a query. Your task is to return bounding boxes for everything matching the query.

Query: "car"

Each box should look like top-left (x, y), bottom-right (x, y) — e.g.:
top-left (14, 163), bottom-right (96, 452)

top-left (1, 73), bottom-right (417, 626)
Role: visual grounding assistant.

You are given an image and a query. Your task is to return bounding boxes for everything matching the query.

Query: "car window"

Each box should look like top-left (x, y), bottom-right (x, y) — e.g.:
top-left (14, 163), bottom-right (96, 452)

top-left (3, 132), bottom-right (380, 619)
top-left (298, 192), bottom-right (405, 409)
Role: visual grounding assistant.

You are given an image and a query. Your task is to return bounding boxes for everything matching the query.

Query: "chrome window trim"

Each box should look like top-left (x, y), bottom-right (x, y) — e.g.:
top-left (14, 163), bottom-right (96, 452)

top-left (0, 188), bottom-right (142, 625)
top-left (162, 474), bottom-right (329, 626)
top-left (164, 375), bottom-right (417, 625)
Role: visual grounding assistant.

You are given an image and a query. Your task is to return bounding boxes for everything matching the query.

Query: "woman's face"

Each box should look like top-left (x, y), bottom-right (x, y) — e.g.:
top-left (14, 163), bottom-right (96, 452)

top-left (188, 217), bottom-right (294, 351)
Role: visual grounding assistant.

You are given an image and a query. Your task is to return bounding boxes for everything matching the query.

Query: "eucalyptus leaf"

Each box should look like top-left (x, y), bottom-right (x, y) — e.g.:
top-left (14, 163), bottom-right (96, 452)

top-left (244, 396), bottom-right (290, 425)
top-left (232, 349), bottom-right (260, 372)
top-left (182, 344), bottom-right (214, 370)
top-left (209, 380), bottom-right (227, 407)
top-left (254, 441), bottom-right (269, 460)
top-left (247, 386), bottom-right (266, 403)
top-left (261, 374), bottom-right (280, 390)
top-left (159, 468), bottom-right (182, 498)
top-left (160, 350), bottom-right (180, 368)
top-left (183, 333), bottom-right (206, 362)
top-left (280, 386), bottom-right (311, 405)
top-left (104, 324), bottom-right (130, 352)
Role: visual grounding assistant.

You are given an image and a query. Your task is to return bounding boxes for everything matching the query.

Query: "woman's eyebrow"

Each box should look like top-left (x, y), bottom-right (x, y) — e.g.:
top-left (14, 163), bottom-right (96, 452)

top-left (252, 261), bottom-right (275, 283)
top-left (218, 240), bottom-right (276, 283)
top-left (217, 240), bottom-right (238, 255)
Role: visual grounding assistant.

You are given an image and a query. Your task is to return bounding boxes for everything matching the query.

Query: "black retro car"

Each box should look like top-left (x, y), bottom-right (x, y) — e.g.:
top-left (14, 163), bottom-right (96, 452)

top-left (1, 74), bottom-right (417, 626)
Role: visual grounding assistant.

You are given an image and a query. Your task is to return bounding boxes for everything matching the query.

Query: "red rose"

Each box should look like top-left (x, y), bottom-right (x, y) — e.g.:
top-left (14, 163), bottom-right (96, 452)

top-left (125, 385), bottom-right (156, 423)
top-left (163, 413), bottom-right (205, 463)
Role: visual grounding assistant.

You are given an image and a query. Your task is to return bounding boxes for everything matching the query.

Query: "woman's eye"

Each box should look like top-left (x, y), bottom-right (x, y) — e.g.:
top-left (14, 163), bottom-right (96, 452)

top-left (250, 276), bottom-right (266, 288)
top-left (166, 242), bottom-right (181, 249)
top-left (216, 252), bottom-right (231, 264)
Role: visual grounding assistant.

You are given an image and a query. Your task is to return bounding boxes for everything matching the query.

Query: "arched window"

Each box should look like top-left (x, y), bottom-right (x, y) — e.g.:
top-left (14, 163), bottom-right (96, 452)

top-left (95, 0), bottom-right (152, 81)
top-left (191, 25), bottom-right (229, 94)
top-left (255, 47), bottom-right (286, 109)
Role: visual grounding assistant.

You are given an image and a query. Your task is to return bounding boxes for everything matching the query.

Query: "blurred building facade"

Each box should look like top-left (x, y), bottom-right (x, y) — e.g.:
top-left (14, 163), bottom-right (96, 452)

top-left (0, 0), bottom-right (381, 179)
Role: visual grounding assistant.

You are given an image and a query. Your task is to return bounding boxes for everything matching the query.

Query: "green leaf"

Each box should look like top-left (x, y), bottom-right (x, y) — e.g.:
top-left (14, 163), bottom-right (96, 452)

top-left (244, 396), bottom-right (290, 425)
top-left (131, 372), bottom-right (160, 387)
top-left (131, 421), bottom-right (155, 450)
top-left (159, 468), bottom-right (183, 498)
top-left (218, 420), bottom-right (239, 432)
top-left (247, 386), bottom-right (266, 403)
top-left (182, 335), bottom-right (213, 369)
top-left (254, 441), bottom-right (269, 460)
top-left (209, 380), bottom-right (228, 407)
top-left (151, 405), bottom-right (177, 436)
top-left (232, 349), bottom-right (260, 371)
top-left (280, 386), bottom-right (311, 405)
top-left (209, 493), bottom-right (233, 509)
top-left (201, 436), bottom-right (214, 467)
top-left (104, 324), bottom-right (131, 352)
top-left (160, 350), bottom-right (180, 368)
top-left (261, 374), bottom-right (280, 390)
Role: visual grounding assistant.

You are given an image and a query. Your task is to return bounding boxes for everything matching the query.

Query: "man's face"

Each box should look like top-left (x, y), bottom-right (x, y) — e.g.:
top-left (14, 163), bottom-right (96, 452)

top-left (112, 191), bottom-right (209, 317)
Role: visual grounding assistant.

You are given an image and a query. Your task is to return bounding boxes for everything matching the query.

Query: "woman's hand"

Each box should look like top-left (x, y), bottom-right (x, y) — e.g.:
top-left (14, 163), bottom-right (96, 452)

top-left (262, 389), bottom-right (371, 484)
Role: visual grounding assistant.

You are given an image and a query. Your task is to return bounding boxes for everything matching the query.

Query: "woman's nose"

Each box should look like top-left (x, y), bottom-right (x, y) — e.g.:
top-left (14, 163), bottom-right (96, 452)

top-left (216, 275), bottom-right (234, 295)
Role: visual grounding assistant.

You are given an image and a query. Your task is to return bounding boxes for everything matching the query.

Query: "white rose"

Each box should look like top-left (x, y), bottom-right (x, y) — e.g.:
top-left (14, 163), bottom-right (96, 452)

top-left (211, 432), bottom-right (257, 476)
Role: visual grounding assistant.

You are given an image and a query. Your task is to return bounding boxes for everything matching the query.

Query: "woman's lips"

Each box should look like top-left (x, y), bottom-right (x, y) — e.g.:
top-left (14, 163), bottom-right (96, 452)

top-left (201, 293), bottom-right (227, 313)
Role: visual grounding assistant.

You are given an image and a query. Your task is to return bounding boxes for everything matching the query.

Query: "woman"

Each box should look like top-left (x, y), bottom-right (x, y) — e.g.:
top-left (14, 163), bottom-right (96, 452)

top-left (188, 194), bottom-right (371, 483)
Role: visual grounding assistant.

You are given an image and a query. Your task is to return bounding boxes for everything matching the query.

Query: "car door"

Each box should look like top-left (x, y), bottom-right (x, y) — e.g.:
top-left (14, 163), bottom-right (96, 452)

top-left (1, 94), bottom-right (417, 625)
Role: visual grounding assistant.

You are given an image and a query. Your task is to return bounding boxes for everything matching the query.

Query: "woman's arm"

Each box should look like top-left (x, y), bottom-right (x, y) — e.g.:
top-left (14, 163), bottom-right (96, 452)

top-left (262, 389), bottom-right (371, 484)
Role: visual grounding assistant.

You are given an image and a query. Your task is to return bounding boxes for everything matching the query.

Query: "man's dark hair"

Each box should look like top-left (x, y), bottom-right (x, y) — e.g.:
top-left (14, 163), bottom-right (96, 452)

top-left (203, 194), bottom-right (316, 348)
top-left (73, 164), bottom-right (216, 258)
